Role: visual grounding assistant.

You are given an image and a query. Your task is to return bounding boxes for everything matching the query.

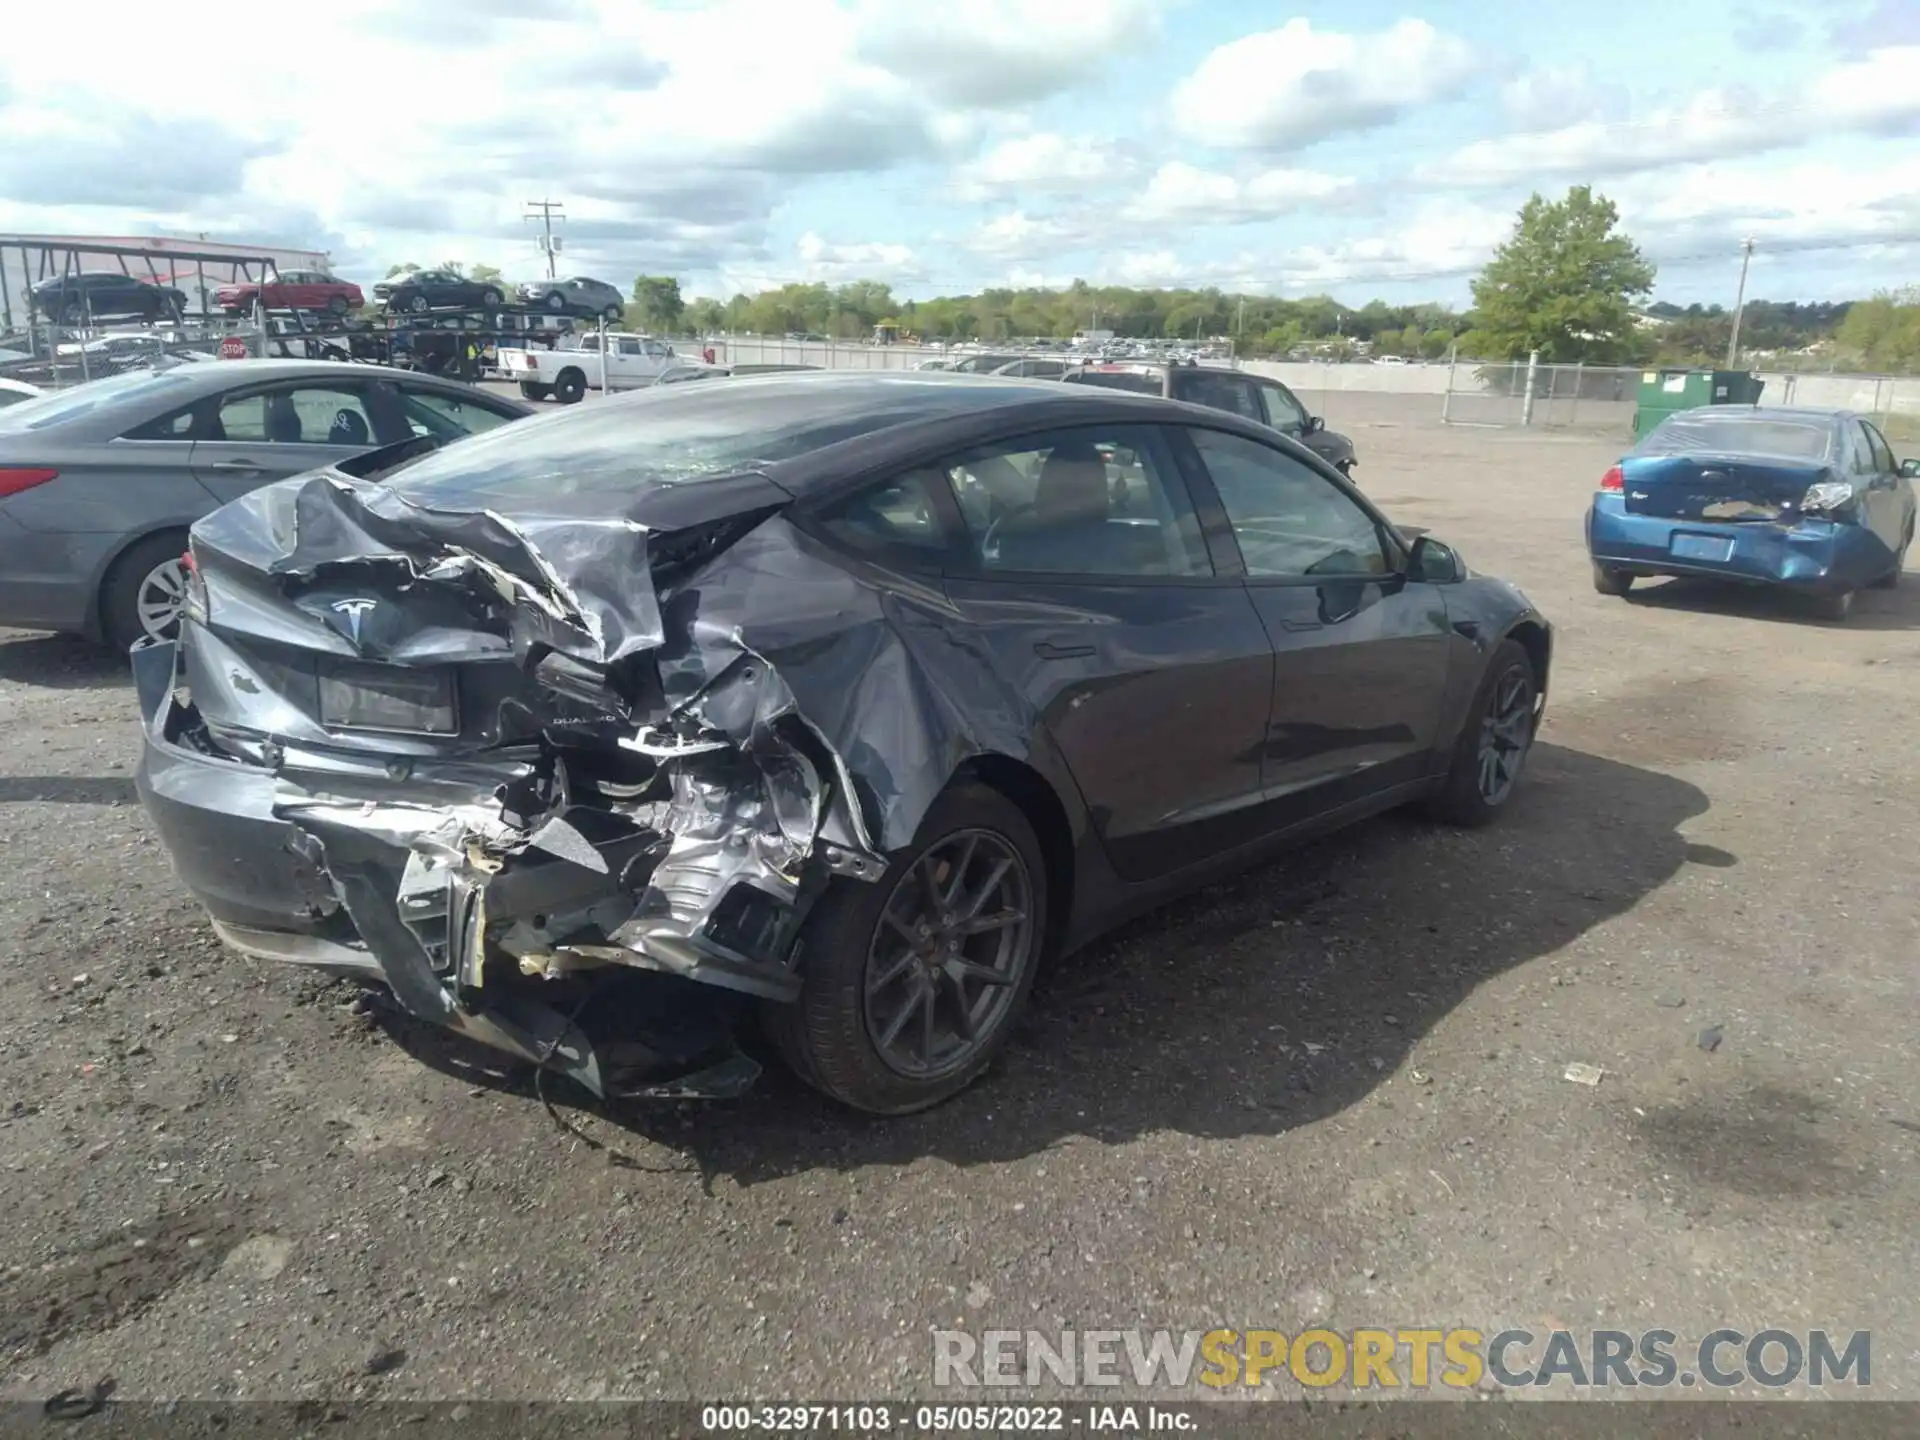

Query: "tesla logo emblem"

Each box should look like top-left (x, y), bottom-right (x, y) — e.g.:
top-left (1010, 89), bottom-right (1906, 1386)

top-left (330, 598), bottom-right (377, 644)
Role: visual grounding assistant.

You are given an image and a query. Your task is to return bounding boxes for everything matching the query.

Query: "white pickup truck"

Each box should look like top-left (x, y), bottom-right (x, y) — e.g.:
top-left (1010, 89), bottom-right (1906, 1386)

top-left (496, 332), bottom-right (708, 403)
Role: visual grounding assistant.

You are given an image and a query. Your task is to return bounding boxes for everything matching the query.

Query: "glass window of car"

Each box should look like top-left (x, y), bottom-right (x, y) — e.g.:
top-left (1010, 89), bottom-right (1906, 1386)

top-left (1188, 427), bottom-right (1390, 579)
top-left (1063, 368), bottom-right (1160, 396)
top-left (1846, 422), bottom-right (1880, 477)
top-left (1862, 421), bottom-right (1897, 473)
top-left (392, 385), bottom-right (520, 442)
top-left (945, 427), bottom-right (1211, 578)
top-left (814, 468), bottom-right (952, 562)
top-left (1180, 370), bottom-right (1262, 420)
top-left (214, 384), bottom-right (376, 445)
top-left (0, 370), bottom-right (196, 433)
top-left (121, 403), bottom-right (199, 440)
top-left (616, 338), bottom-right (643, 356)
top-left (1256, 381), bottom-right (1309, 433)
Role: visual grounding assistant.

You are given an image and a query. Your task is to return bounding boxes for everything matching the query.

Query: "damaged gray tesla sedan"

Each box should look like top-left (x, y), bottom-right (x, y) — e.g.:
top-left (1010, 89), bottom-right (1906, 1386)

top-left (134, 373), bottom-right (1552, 1114)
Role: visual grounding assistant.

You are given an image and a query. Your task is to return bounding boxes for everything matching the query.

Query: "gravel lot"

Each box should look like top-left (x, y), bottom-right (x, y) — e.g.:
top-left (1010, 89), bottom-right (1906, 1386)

top-left (1, 401), bottom-right (1916, 1405)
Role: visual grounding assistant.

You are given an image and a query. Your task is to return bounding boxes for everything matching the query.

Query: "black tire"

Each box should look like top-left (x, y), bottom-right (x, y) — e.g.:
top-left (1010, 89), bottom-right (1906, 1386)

top-left (552, 368), bottom-right (587, 404)
top-left (604, 303), bottom-right (625, 322)
top-left (1591, 562), bottom-right (1634, 596)
top-left (546, 291), bottom-right (567, 312)
top-left (1424, 638), bottom-right (1537, 827)
top-left (407, 294), bottom-right (429, 314)
top-left (518, 381), bottom-right (553, 401)
top-left (763, 782), bottom-right (1047, 1114)
top-left (1809, 589), bottom-right (1854, 622)
top-left (327, 295), bottom-right (349, 316)
top-left (100, 531), bottom-right (192, 656)
top-left (60, 301), bottom-right (82, 325)
top-left (480, 288), bottom-right (503, 307)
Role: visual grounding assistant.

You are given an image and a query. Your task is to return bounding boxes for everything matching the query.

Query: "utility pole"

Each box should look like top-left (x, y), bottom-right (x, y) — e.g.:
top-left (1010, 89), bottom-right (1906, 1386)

top-left (1726, 237), bottom-right (1755, 368)
top-left (524, 199), bottom-right (567, 279)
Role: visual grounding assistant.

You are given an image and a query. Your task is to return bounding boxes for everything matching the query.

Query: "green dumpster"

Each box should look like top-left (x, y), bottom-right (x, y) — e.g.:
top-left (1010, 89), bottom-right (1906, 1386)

top-left (1633, 368), bottom-right (1767, 438)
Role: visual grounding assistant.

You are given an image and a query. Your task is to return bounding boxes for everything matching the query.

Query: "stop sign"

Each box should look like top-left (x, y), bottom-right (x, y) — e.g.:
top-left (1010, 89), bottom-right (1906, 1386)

top-left (219, 336), bottom-right (249, 360)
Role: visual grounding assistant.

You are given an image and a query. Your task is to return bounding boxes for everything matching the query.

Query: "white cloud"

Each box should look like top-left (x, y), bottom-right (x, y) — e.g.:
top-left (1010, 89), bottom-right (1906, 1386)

top-left (949, 133), bottom-right (1136, 201)
top-left (1438, 45), bottom-right (1920, 187)
top-left (793, 231), bottom-right (923, 281)
top-left (0, 0), bottom-right (1144, 286)
top-left (1265, 200), bottom-right (1515, 288)
top-left (1170, 18), bottom-right (1476, 150)
top-left (852, 0), bottom-right (1158, 107)
top-left (964, 210), bottom-right (1097, 260)
top-left (1500, 65), bottom-right (1610, 130)
top-left (1134, 162), bottom-right (1357, 223)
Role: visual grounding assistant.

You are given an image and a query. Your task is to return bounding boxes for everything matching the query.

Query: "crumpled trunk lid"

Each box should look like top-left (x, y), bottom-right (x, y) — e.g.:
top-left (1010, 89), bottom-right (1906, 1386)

top-left (1621, 453), bottom-right (1828, 523)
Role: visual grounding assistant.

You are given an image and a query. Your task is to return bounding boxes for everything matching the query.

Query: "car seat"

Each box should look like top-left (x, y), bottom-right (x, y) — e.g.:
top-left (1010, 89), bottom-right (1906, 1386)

top-left (998, 442), bottom-right (1132, 572)
top-left (264, 394), bottom-right (303, 443)
top-left (327, 408), bottom-right (370, 445)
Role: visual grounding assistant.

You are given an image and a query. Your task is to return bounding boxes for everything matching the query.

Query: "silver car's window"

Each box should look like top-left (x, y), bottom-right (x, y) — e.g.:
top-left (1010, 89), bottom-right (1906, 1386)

top-left (214, 384), bottom-right (376, 445)
top-left (0, 370), bottom-right (196, 432)
top-left (394, 386), bottom-right (520, 441)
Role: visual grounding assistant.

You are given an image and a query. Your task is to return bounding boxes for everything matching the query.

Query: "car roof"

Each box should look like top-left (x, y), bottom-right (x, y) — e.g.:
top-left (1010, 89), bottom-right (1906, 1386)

top-left (1669, 405), bottom-right (1853, 425)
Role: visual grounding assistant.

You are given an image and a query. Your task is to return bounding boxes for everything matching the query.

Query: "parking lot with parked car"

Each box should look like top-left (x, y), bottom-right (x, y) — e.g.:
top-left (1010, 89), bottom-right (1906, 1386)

top-left (1, 391), bottom-right (1916, 1400)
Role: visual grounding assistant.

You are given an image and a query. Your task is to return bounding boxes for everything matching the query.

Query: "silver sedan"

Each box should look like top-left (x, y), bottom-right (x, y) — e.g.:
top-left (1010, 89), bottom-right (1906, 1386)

top-left (515, 276), bottom-right (628, 321)
top-left (0, 360), bottom-right (531, 651)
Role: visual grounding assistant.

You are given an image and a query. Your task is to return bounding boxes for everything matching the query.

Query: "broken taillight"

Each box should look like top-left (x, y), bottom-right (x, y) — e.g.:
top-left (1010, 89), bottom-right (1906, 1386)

top-left (0, 467), bottom-right (58, 498)
top-left (1599, 465), bottom-right (1624, 492)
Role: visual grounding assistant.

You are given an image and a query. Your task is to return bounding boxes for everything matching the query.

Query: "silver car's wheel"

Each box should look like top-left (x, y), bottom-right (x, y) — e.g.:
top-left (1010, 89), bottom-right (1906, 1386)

top-left (135, 559), bottom-right (190, 642)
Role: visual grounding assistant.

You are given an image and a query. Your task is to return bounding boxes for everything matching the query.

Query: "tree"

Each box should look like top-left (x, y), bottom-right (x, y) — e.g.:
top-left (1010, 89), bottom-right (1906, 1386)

top-left (1469, 186), bottom-right (1655, 362)
top-left (384, 262), bottom-right (421, 279)
top-left (469, 263), bottom-right (506, 289)
top-left (630, 276), bottom-right (685, 331)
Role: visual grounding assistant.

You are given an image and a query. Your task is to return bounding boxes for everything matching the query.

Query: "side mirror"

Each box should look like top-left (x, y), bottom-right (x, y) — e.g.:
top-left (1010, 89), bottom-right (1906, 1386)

top-left (1305, 415), bottom-right (1325, 434)
top-left (1900, 458), bottom-right (1919, 479)
top-left (1408, 533), bottom-right (1465, 584)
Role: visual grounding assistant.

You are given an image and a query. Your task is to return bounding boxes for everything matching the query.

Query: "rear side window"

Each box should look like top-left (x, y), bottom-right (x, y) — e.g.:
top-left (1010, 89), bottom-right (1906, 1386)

top-left (123, 405), bottom-right (199, 440)
top-left (1180, 371), bottom-right (1262, 420)
top-left (815, 470), bottom-right (952, 562)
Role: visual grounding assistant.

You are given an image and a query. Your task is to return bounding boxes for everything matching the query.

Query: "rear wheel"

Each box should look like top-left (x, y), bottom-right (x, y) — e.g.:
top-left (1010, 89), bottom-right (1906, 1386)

top-left (518, 381), bottom-right (553, 401)
top-left (604, 303), bottom-right (625, 322)
top-left (1809, 589), bottom-right (1854, 622)
top-left (552, 368), bottom-right (587, 404)
top-left (326, 295), bottom-right (349, 316)
top-left (101, 531), bottom-right (192, 655)
top-left (1591, 562), bottom-right (1634, 596)
top-left (1425, 639), bottom-right (1537, 827)
top-left (407, 294), bottom-right (429, 314)
top-left (546, 291), bottom-right (567, 311)
top-left (764, 783), bottom-right (1046, 1114)
top-left (480, 288), bottom-right (504, 307)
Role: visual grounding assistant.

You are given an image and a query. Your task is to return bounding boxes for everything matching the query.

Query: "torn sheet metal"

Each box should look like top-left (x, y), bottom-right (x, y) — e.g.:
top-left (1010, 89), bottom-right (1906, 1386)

top-left (141, 457), bottom-right (1035, 1094)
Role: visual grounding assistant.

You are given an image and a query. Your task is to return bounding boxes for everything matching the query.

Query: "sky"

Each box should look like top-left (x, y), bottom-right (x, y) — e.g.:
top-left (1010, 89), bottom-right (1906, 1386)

top-left (0, 0), bottom-right (1916, 309)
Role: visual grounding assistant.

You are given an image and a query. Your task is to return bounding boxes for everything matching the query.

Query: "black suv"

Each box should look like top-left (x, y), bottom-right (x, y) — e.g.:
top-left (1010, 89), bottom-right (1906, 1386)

top-left (32, 273), bottom-right (188, 325)
top-left (1063, 361), bottom-right (1357, 473)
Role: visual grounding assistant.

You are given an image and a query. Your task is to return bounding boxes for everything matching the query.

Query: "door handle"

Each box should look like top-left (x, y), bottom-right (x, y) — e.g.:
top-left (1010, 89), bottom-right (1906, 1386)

top-left (209, 459), bottom-right (267, 472)
top-left (1034, 641), bottom-right (1095, 660)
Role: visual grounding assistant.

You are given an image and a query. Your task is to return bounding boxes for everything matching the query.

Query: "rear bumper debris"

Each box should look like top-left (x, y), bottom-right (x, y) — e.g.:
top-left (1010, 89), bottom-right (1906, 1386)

top-left (1585, 495), bottom-right (1892, 593)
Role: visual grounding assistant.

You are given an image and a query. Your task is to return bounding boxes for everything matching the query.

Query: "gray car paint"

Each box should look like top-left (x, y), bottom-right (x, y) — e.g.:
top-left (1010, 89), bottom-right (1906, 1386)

top-left (0, 360), bottom-right (529, 640)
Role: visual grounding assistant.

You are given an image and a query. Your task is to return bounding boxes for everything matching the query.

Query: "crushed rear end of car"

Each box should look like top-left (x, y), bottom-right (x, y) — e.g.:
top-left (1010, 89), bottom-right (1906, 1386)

top-left (134, 460), bottom-right (922, 1100)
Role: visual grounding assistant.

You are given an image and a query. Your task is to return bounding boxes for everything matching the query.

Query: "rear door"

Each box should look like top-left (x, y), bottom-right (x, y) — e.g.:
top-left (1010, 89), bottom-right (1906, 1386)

top-left (189, 379), bottom-right (383, 503)
top-left (1855, 419), bottom-right (1907, 551)
top-left (1179, 425), bottom-right (1452, 823)
top-left (926, 422), bottom-right (1277, 880)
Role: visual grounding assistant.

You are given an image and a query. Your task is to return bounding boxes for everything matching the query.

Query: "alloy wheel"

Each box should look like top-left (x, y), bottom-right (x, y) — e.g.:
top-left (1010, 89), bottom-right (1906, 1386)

top-left (1475, 664), bottom-right (1534, 805)
top-left (135, 559), bottom-right (190, 643)
top-left (861, 830), bottom-right (1034, 1080)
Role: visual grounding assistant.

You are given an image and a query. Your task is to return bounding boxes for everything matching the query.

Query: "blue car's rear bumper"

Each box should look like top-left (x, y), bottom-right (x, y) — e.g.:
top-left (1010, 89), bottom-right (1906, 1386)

top-left (1585, 495), bottom-right (1890, 594)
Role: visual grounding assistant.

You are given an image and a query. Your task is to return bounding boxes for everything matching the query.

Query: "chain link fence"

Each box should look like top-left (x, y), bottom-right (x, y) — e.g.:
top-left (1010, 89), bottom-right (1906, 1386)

top-left (1440, 359), bottom-right (1641, 432)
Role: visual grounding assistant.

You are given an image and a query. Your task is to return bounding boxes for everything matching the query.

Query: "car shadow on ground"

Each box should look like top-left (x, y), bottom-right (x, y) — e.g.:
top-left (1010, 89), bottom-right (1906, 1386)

top-left (375, 740), bottom-right (1712, 1183)
top-left (1619, 574), bottom-right (1920, 630)
top-left (0, 633), bottom-right (127, 690)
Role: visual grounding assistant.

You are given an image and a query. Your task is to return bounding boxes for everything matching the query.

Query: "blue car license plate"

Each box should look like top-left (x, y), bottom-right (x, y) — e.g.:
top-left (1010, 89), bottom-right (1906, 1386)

top-left (1670, 532), bottom-right (1734, 563)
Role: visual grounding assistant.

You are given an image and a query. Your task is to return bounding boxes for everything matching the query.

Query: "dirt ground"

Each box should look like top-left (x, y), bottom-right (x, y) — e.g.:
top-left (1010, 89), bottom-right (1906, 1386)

top-left (1, 401), bottom-right (1917, 1406)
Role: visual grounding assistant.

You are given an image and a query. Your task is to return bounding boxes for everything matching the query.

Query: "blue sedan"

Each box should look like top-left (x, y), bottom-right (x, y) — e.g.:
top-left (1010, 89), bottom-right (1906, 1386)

top-left (1585, 406), bottom-right (1917, 622)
